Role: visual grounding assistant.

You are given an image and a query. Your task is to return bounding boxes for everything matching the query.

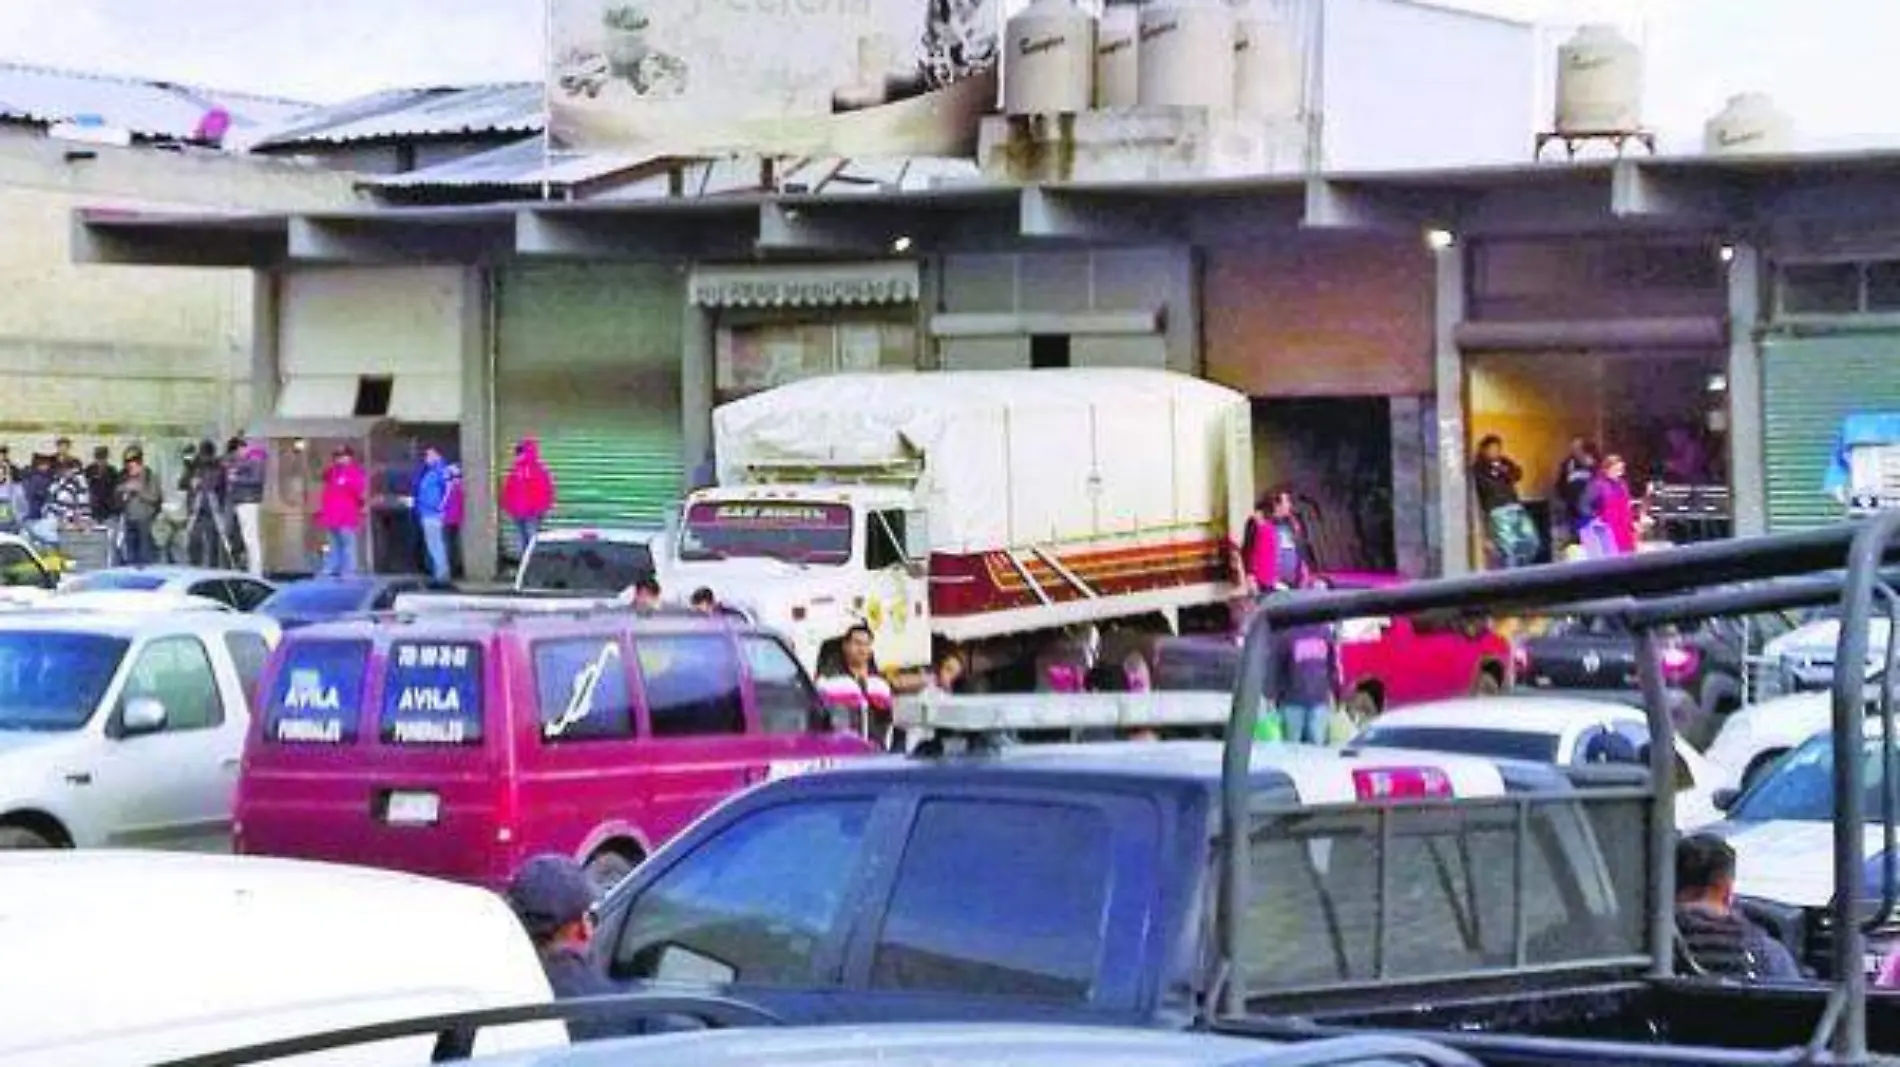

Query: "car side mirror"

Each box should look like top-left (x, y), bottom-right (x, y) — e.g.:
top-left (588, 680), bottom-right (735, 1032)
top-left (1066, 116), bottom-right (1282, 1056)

top-left (120, 697), bottom-right (168, 737)
top-left (1713, 787), bottom-right (1741, 812)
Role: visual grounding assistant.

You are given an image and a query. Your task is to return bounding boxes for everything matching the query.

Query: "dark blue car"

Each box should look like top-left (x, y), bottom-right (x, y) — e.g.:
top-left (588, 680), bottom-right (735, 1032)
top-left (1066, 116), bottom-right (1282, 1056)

top-left (256, 575), bottom-right (438, 630)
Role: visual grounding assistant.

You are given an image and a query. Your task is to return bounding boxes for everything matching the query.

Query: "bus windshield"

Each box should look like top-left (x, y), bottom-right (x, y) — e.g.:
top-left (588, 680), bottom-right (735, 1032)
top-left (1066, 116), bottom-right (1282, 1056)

top-left (678, 501), bottom-right (853, 566)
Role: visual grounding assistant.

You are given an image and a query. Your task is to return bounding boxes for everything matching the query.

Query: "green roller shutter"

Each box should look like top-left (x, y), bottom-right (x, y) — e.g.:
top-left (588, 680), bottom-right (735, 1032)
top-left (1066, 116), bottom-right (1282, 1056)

top-left (494, 264), bottom-right (684, 557)
top-left (1763, 332), bottom-right (1900, 531)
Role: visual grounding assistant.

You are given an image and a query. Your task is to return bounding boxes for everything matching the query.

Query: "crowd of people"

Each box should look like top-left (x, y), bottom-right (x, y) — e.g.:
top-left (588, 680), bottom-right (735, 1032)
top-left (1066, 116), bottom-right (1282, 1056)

top-left (1472, 434), bottom-right (1652, 570)
top-left (0, 436), bottom-right (264, 571)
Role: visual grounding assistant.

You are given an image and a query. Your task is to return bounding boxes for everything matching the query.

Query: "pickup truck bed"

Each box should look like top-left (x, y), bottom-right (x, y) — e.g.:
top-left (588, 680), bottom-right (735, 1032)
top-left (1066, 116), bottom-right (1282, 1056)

top-left (587, 739), bottom-right (1894, 1065)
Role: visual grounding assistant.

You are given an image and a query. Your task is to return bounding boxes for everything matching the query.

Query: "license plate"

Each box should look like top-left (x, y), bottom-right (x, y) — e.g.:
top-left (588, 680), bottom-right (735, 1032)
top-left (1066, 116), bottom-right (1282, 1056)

top-left (767, 758), bottom-right (839, 781)
top-left (384, 791), bottom-right (440, 826)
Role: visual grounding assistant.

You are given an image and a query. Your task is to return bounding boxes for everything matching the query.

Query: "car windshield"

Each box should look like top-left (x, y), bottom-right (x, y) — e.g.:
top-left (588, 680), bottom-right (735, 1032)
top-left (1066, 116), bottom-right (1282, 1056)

top-left (1353, 725), bottom-right (1562, 763)
top-left (0, 632), bottom-right (129, 731)
top-left (519, 539), bottom-right (654, 592)
top-left (679, 501), bottom-right (853, 566)
top-left (262, 581), bottom-right (372, 615)
top-left (1730, 734), bottom-right (1892, 823)
top-left (63, 571), bottom-right (166, 593)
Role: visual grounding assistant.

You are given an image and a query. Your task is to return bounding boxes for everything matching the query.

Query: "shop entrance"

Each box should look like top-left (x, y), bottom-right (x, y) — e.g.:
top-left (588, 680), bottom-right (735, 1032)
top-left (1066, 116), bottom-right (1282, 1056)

top-left (1252, 398), bottom-right (1396, 573)
top-left (1464, 348), bottom-right (1730, 564)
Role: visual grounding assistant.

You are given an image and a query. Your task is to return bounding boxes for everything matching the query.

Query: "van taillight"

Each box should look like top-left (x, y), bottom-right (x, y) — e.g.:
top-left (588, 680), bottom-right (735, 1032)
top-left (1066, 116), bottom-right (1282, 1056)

top-left (1353, 767), bottom-right (1453, 801)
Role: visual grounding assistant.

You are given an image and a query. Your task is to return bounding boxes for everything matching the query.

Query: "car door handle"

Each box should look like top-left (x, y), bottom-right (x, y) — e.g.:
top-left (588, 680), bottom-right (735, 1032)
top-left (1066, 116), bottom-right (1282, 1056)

top-left (65, 772), bottom-right (92, 787)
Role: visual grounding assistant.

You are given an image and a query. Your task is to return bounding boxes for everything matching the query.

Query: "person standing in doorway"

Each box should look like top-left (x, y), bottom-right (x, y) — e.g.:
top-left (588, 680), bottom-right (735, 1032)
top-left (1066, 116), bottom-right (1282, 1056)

top-left (442, 461), bottom-right (466, 581)
top-left (224, 437), bottom-right (265, 575)
top-left (1551, 437), bottom-right (1597, 551)
top-left (1239, 488), bottom-right (1316, 595)
top-left (501, 437), bottom-right (556, 556)
top-left (413, 446), bottom-right (451, 584)
top-left (1470, 435), bottom-right (1539, 569)
top-left (1579, 453), bottom-right (1640, 558)
top-left (316, 446), bottom-right (368, 577)
top-left (115, 449), bottom-right (161, 566)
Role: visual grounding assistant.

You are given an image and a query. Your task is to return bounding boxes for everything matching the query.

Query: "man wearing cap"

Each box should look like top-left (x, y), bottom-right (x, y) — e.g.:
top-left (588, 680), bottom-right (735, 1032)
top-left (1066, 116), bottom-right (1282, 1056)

top-left (505, 854), bottom-right (620, 1040)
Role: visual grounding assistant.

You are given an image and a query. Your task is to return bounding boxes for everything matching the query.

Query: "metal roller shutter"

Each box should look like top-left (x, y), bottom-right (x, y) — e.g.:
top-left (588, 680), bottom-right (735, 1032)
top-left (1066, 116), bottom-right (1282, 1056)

top-left (1763, 333), bottom-right (1900, 531)
top-left (494, 264), bottom-right (684, 557)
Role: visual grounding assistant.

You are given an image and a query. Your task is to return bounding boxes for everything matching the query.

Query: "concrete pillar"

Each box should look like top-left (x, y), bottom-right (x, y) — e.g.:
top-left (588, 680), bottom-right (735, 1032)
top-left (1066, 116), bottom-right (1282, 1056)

top-left (1389, 395), bottom-right (1430, 577)
top-left (1726, 243), bottom-right (1767, 537)
top-left (245, 270), bottom-right (281, 429)
top-left (458, 267), bottom-right (498, 582)
top-left (680, 293), bottom-right (715, 479)
top-left (1434, 244), bottom-right (1471, 576)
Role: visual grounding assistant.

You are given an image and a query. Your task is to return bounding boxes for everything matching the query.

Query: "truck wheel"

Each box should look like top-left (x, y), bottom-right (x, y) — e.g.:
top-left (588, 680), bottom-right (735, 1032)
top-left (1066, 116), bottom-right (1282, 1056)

top-left (583, 845), bottom-right (642, 896)
top-left (1472, 665), bottom-right (1504, 696)
top-left (0, 825), bottom-right (55, 849)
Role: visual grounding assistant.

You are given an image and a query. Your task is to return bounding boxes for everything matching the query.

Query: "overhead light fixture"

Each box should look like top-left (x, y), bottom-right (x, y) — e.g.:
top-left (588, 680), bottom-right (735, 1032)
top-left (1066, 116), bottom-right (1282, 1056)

top-left (891, 235), bottom-right (913, 253)
top-left (1425, 228), bottom-right (1456, 251)
top-left (1707, 373), bottom-right (1728, 393)
top-left (1719, 244), bottom-right (1736, 263)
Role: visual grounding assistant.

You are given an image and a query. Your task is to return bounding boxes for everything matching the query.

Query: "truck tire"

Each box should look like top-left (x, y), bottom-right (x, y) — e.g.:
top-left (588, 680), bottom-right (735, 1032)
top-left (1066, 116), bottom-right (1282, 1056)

top-left (0, 824), bottom-right (56, 849)
top-left (1472, 664), bottom-right (1504, 696)
top-left (583, 844), bottom-right (643, 896)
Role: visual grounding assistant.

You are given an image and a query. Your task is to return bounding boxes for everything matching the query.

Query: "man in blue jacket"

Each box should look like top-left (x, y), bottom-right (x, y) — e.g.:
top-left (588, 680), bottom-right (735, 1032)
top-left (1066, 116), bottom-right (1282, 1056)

top-left (413, 446), bottom-right (450, 583)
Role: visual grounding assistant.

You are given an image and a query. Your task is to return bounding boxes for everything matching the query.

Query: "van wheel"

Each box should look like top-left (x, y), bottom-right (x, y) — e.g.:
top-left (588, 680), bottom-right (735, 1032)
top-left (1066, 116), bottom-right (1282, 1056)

top-left (583, 846), bottom-right (641, 896)
top-left (1472, 666), bottom-right (1504, 697)
top-left (0, 825), bottom-right (55, 849)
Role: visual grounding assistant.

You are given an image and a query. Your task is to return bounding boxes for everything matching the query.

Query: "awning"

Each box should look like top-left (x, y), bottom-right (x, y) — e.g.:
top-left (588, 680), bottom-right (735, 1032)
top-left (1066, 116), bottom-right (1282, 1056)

top-left (689, 262), bottom-right (920, 308)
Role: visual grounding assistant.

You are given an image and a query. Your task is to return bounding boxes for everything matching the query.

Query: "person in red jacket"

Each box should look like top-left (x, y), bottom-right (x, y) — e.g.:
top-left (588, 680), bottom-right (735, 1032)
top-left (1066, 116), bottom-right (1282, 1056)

top-left (500, 437), bottom-right (556, 553)
top-left (316, 445), bottom-right (368, 577)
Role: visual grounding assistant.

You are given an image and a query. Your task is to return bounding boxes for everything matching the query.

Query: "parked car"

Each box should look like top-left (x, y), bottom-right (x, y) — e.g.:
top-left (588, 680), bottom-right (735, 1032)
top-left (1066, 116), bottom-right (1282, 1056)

top-left (0, 608), bottom-right (279, 850)
top-left (0, 533), bottom-right (56, 605)
top-left (57, 565), bottom-right (277, 613)
top-left (1702, 688), bottom-right (1843, 791)
top-left (0, 850), bottom-right (560, 1065)
top-left (1702, 718), bottom-right (1900, 979)
top-left (258, 574), bottom-right (439, 630)
top-left (1149, 599), bottom-right (1512, 725)
top-left (517, 527), bottom-right (664, 595)
top-left (1519, 608), bottom-right (1811, 747)
top-left (1347, 695), bottom-right (1735, 829)
top-left (235, 607), bottom-right (876, 892)
top-left (1761, 613), bottom-right (1891, 694)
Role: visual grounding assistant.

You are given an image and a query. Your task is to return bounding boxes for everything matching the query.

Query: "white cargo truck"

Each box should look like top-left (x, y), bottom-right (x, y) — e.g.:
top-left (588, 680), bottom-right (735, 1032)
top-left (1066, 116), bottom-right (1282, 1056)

top-left (668, 369), bottom-right (1254, 683)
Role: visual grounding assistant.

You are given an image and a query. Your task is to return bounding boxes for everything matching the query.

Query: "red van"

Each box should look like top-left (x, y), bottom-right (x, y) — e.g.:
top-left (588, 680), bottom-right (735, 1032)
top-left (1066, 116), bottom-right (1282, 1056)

top-left (234, 610), bottom-right (876, 890)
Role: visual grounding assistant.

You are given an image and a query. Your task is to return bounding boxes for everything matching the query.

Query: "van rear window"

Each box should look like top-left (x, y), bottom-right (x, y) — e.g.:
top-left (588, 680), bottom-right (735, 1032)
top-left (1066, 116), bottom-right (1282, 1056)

top-left (265, 640), bottom-right (370, 744)
top-left (380, 641), bottom-right (484, 746)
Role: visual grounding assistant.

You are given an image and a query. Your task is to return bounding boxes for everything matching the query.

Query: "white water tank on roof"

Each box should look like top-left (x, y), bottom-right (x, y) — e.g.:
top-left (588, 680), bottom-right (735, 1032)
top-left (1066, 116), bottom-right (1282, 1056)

top-left (1004, 0), bottom-right (1096, 115)
top-left (1704, 92), bottom-right (1794, 155)
top-left (1554, 24), bottom-right (1643, 133)
top-left (1094, 2), bottom-right (1140, 109)
top-left (1234, 11), bottom-right (1303, 121)
top-left (1138, 0), bottom-right (1236, 111)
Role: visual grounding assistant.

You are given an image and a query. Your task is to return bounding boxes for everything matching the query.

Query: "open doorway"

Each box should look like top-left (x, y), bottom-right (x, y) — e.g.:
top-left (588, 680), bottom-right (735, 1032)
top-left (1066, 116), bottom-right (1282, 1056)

top-left (1251, 398), bottom-right (1396, 573)
top-left (1464, 349), bottom-right (1729, 564)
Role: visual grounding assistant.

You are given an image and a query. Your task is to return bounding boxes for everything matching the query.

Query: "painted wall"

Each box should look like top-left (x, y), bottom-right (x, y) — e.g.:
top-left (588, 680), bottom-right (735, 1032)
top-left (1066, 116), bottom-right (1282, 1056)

top-left (931, 248), bottom-right (1198, 374)
top-left (278, 267), bottom-right (467, 421)
top-left (0, 128), bottom-right (359, 459)
top-left (1202, 233), bottom-right (1434, 397)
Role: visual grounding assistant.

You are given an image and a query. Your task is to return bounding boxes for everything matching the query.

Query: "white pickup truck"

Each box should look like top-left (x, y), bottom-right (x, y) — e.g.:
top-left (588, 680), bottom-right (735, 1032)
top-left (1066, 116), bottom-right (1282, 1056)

top-left (665, 369), bottom-right (1254, 684)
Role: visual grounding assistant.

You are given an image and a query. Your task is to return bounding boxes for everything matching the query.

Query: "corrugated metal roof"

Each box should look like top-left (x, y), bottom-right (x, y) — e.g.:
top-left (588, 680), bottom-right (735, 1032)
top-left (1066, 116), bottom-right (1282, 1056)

top-left (0, 61), bottom-right (311, 143)
top-left (368, 138), bottom-right (988, 201)
top-left (364, 136), bottom-right (643, 190)
top-left (251, 83), bottom-right (543, 150)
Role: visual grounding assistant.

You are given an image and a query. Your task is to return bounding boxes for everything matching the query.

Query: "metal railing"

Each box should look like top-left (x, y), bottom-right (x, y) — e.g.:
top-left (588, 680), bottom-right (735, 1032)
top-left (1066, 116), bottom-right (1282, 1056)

top-left (1213, 517), bottom-right (1900, 1063)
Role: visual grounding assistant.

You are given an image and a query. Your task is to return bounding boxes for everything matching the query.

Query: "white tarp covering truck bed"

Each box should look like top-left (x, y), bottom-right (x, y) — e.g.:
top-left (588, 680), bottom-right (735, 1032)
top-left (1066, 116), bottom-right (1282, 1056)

top-left (713, 369), bottom-right (1253, 554)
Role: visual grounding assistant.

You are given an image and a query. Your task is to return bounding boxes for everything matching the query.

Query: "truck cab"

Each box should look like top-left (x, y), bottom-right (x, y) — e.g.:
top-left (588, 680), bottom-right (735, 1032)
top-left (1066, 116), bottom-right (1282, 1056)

top-left (669, 484), bottom-right (931, 675)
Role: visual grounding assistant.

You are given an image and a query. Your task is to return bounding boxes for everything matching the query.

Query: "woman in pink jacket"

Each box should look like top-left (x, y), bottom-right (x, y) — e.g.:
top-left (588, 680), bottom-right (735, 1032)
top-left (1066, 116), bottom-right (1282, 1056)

top-left (316, 445), bottom-right (368, 577)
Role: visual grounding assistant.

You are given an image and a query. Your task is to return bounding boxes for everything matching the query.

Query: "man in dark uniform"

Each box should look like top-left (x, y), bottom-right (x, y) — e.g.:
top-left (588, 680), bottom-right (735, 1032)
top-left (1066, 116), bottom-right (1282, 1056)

top-left (504, 854), bottom-right (620, 1040)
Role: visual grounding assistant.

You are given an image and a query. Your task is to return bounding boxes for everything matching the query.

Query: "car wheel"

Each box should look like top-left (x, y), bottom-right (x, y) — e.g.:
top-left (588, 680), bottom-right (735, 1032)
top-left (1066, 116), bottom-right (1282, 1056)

top-left (0, 825), bottom-right (55, 849)
top-left (583, 846), bottom-right (641, 896)
top-left (1346, 688), bottom-right (1381, 728)
top-left (1472, 667), bottom-right (1504, 697)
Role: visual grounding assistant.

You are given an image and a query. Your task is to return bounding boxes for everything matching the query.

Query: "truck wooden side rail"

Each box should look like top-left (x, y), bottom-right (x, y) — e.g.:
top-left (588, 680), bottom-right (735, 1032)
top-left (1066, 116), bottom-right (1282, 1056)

top-left (1219, 518), bottom-right (1900, 1062)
